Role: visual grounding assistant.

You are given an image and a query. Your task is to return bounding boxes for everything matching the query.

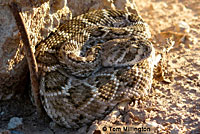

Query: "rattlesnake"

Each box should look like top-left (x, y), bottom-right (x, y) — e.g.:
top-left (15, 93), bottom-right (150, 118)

top-left (35, 9), bottom-right (156, 129)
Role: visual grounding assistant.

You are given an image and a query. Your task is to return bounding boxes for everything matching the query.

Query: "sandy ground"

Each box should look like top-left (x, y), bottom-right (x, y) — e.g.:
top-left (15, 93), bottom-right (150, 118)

top-left (0, 0), bottom-right (199, 134)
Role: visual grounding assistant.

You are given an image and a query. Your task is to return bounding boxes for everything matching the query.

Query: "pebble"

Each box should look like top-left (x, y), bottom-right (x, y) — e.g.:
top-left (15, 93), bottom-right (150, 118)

top-left (170, 127), bottom-right (180, 134)
top-left (0, 111), bottom-right (5, 116)
top-left (7, 117), bottom-right (23, 130)
top-left (175, 21), bottom-right (190, 33)
top-left (10, 130), bottom-right (24, 134)
top-left (146, 120), bottom-right (165, 130)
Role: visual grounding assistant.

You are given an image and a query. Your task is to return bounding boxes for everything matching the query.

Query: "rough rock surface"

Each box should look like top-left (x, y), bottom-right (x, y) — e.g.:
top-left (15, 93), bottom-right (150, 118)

top-left (0, 0), bottom-right (70, 100)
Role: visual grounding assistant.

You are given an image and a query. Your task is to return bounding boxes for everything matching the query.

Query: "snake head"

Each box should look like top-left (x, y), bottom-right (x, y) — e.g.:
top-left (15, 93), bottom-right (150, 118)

top-left (102, 37), bottom-right (152, 67)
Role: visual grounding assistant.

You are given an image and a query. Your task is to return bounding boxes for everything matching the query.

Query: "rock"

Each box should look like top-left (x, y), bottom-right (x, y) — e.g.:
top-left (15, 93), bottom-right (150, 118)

top-left (7, 117), bottom-right (23, 130)
top-left (9, 130), bottom-right (24, 134)
top-left (175, 21), bottom-right (190, 33)
top-left (170, 124), bottom-right (180, 134)
top-left (0, 0), bottom-right (70, 100)
top-left (0, 111), bottom-right (5, 116)
top-left (0, 130), bottom-right (11, 134)
top-left (146, 120), bottom-right (165, 130)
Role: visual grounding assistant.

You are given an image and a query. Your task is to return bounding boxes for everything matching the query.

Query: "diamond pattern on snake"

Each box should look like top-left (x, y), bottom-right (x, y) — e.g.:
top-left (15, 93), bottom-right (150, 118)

top-left (35, 9), bottom-right (156, 128)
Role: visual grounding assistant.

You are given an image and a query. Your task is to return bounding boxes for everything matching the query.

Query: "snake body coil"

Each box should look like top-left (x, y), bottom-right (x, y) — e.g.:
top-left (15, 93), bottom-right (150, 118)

top-left (36, 9), bottom-right (155, 128)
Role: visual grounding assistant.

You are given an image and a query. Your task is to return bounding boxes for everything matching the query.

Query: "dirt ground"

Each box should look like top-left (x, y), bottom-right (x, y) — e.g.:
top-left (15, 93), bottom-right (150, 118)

top-left (0, 0), bottom-right (200, 134)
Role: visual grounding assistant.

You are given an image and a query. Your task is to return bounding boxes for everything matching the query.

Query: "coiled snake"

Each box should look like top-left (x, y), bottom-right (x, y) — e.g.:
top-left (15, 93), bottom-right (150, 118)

top-left (35, 9), bottom-right (155, 129)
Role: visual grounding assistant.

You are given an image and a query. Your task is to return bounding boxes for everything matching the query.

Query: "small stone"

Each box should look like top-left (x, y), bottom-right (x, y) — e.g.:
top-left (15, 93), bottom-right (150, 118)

top-left (175, 21), bottom-right (190, 33)
top-left (0, 111), bottom-right (5, 116)
top-left (0, 130), bottom-right (11, 134)
top-left (170, 128), bottom-right (179, 134)
top-left (50, 0), bottom-right (67, 12)
top-left (10, 130), bottom-right (24, 134)
top-left (146, 121), bottom-right (164, 130)
top-left (7, 117), bottom-right (23, 130)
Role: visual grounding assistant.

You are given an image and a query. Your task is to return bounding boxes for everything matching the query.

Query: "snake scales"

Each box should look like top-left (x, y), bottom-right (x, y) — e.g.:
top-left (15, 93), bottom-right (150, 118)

top-left (35, 9), bottom-right (155, 129)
